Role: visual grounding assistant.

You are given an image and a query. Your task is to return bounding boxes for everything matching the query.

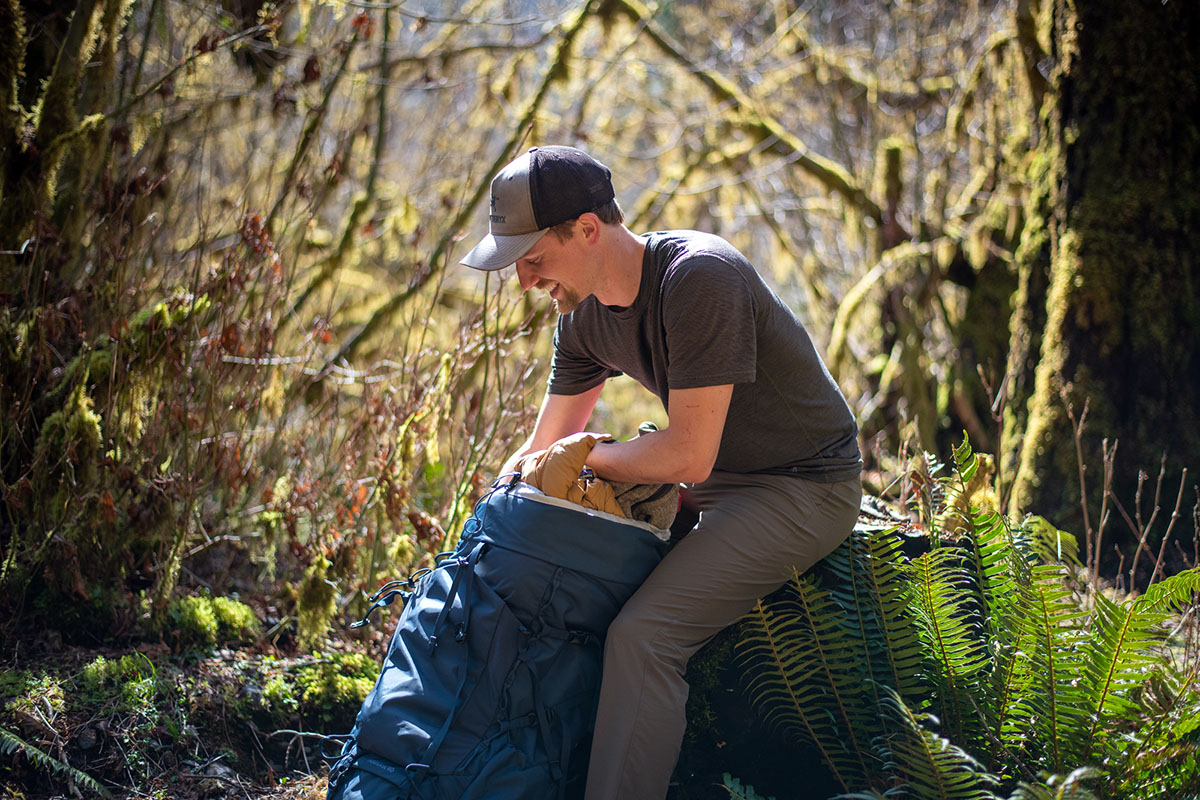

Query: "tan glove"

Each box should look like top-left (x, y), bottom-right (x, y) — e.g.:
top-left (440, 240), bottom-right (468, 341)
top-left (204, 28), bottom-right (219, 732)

top-left (512, 433), bottom-right (625, 518)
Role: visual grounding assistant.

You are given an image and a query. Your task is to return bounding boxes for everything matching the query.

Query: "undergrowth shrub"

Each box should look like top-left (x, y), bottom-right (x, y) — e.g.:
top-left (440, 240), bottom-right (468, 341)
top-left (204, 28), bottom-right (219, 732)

top-left (0, 1), bottom-right (548, 646)
top-left (253, 652), bottom-right (375, 730)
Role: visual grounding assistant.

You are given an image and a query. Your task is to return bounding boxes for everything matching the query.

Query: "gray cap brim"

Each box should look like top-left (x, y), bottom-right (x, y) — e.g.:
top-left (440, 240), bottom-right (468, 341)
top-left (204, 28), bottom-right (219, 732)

top-left (460, 228), bottom-right (547, 271)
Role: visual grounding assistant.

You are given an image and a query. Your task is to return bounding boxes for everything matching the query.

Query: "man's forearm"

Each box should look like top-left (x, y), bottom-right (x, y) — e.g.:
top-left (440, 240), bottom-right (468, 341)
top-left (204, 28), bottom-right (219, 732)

top-left (586, 429), bottom-right (714, 485)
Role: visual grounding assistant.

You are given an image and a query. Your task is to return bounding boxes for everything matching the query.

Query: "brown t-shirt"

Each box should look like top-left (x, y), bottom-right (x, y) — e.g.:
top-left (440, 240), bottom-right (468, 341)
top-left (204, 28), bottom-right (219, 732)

top-left (549, 230), bottom-right (861, 481)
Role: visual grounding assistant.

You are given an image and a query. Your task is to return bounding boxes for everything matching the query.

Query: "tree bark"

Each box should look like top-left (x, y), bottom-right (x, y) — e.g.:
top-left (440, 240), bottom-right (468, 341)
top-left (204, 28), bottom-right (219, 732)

top-left (1008, 0), bottom-right (1200, 566)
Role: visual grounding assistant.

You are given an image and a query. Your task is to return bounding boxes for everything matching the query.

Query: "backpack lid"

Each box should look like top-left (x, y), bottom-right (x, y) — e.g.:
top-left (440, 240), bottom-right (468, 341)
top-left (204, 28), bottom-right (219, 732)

top-left (466, 484), bottom-right (671, 585)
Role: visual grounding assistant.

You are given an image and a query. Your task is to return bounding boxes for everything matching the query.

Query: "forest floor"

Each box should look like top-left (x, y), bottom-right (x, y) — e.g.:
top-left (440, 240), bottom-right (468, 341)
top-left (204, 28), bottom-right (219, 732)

top-left (1, 621), bottom-right (755, 800)
top-left (1, 616), bottom-right (384, 800)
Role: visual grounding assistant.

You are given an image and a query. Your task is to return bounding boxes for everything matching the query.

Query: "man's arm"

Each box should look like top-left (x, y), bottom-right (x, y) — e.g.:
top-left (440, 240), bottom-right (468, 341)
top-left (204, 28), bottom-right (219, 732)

top-left (586, 384), bottom-right (733, 485)
top-left (500, 383), bottom-right (605, 474)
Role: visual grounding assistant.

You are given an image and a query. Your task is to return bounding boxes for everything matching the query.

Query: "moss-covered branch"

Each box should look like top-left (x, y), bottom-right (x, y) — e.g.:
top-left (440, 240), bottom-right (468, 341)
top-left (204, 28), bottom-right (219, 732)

top-left (327, 0), bottom-right (603, 365)
top-left (610, 0), bottom-right (884, 229)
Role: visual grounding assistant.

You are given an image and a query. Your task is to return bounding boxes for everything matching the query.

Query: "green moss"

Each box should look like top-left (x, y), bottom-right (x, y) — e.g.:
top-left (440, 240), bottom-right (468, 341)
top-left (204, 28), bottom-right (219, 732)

top-left (297, 556), bottom-right (337, 652)
top-left (31, 380), bottom-right (102, 515)
top-left (79, 654), bottom-right (152, 694)
top-left (293, 652), bottom-right (375, 726)
top-left (262, 672), bottom-right (298, 715)
top-left (167, 594), bottom-right (219, 650)
top-left (210, 596), bottom-right (260, 643)
top-left (251, 652), bottom-right (375, 729)
top-left (2, 672), bottom-right (65, 716)
top-left (165, 594), bottom-right (260, 651)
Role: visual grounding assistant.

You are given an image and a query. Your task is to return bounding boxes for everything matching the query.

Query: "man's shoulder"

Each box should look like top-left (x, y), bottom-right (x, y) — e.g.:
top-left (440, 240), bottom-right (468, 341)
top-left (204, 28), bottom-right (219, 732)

top-left (649, 229), bottom-right (746, 266)
top-left (647, 231), bottom-right (756, 301)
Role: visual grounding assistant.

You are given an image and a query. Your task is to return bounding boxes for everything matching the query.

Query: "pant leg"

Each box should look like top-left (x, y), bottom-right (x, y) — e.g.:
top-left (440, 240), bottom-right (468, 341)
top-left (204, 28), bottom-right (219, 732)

top-left (584, 471), bottom-right (861, 800)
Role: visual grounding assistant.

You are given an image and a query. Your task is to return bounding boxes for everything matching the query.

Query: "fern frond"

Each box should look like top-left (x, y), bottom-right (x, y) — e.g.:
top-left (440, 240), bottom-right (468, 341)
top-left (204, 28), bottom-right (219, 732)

top-left (823, 527), bottom-right (926, 702)
top-left (738, 573), bottom-right (878, 792)
top-left (722, 772), bottom-right (778, 800)
top-left (906, 547), bottom-right (991, 748)
top-left (952, 435), bottom-right (979, 485)
top-left (0, 726), bottom-right (112, 798)
top-left (873, 688), bottom-right (1000, 800)
top-left (1019, 516), bottom-right (1080, 567)
top-left (1006, 767), bottom-right (1101, 800)
top-left (1105, 642), bottom-right (1200, 797)
top-left (1009, 565), bottom-right (1087, 775)
top-left (1138, 566), bottom-right (1200, 613)
top-left (1073, 588), bottom-right (1166, 764)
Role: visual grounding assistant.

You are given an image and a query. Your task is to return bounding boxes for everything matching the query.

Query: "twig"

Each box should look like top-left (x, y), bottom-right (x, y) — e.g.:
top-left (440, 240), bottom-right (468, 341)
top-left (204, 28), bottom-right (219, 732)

top-left (327, 0), bottom-right (602, 365)
top-left (1063, 391), bottom-right (1093, 569)
top-left (612, 0), bottom-right (885, 228)
top-left (1093, 439), bottom-right (1116, 581)
top-left (1149, 468), bottom-right (1188, 585)
top-left (266, 728), bottom-right (335, 739)
top-left (1128, 461), bottom-right (1163, 588)
top-left (1193, 487), bottom-right (1200, 568)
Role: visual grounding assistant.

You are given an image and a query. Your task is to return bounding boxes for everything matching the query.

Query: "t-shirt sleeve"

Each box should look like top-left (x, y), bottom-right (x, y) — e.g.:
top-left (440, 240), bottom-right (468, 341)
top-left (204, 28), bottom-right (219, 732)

top-left (547, 318), bottom-right (618, 395)
top-left (662, 258), bottom-right (758, 389)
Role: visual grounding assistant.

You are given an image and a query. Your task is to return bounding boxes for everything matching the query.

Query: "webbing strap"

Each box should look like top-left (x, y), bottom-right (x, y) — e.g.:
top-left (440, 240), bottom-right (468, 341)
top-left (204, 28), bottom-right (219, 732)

top-left (557, 714), bottom-right (572, 800)
top-left (418, 541), bottom-right (485, 769)
top-left (533, 692), bottom-right (563, 785)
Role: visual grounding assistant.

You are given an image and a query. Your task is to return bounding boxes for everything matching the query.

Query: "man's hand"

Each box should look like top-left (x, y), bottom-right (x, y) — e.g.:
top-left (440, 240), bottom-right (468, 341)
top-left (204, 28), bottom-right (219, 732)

top-left (501, 385), bottom-right (605, 475)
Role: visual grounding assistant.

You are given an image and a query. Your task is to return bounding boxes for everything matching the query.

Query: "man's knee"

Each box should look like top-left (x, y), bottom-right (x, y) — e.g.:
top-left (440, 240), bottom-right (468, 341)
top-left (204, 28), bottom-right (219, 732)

top-left (603, 605), bottom-right (683, 667)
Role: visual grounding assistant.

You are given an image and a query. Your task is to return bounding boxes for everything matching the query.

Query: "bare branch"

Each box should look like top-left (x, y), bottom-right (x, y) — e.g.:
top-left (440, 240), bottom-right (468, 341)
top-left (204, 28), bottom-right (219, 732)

top-left (611, 0), bottom-right (885, 229)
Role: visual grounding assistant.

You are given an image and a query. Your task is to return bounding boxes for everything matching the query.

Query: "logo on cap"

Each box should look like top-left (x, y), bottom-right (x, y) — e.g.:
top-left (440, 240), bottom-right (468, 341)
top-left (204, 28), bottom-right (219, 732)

top-left (488, 193), bottom-right (506, 224)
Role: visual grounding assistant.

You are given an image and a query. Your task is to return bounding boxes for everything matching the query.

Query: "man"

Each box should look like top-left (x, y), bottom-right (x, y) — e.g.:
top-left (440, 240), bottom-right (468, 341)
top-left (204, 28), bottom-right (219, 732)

top-left (460, 145), bottom-right (862, 800)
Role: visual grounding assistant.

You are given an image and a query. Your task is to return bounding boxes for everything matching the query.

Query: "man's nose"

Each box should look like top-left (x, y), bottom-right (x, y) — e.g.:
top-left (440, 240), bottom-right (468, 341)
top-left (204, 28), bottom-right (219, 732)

top-left (515, 262), bottom-right (539, 291)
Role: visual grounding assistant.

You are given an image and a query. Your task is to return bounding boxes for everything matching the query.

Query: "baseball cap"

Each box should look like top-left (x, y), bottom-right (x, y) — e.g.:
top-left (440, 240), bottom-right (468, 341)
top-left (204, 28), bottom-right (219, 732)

top-left (460, 146), bottom-right (616, 271)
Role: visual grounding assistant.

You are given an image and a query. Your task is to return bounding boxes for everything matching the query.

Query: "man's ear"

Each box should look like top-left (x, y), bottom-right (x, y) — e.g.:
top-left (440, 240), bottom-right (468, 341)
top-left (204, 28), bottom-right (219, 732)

top-left (576, 212), bottom-right (602, 244)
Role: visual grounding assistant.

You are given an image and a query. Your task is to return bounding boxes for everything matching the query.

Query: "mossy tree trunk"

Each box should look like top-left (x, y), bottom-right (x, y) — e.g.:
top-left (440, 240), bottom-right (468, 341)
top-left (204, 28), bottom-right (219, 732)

top-left (1007, 0), bottom-right (1200, 563)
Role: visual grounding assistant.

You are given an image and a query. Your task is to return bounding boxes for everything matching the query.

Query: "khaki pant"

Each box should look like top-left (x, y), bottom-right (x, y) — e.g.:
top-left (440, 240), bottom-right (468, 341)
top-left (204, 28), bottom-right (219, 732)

top-left (584, 470), bottom-right (862, 800)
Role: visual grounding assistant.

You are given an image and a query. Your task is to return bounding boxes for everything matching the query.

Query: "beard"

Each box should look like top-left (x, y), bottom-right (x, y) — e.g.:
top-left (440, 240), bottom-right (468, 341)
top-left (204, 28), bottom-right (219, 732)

top-left (551, 286), bottom-right (583, 315)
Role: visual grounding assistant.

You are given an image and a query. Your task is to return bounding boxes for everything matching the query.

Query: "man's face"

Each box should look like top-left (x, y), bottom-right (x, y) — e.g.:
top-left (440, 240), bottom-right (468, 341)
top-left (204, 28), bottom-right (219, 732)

top-left (513, 229), bottom-right (587, 314)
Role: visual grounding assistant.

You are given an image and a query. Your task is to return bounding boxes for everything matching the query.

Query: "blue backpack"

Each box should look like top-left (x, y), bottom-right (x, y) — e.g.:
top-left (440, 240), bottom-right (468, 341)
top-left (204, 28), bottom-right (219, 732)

top-left (326, 479), bottom-right (671, 800)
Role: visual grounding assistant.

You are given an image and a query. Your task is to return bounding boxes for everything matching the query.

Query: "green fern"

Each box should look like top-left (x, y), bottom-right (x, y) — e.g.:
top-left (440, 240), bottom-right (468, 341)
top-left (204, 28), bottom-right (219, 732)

top-left (823, 527), bottom-right (926, 701)
top-left (1008, 564), bottom-right (1088, 775)
top-left (736, 436), bottom-right (1199, 799)
top-left (1006, 767), bottom-right (1102, 800)
top-left (738, 572), bottom-right (878, 792)
top-left (872, 688), bottom-right (1000, 800)
top-left (1138, 566), bottom-right (1200, 612)
top-left (906, 547), bottom-right (991, 749)
top-left (1072, 589), bottom-right (1164, 764)
top-left (0, 725), bottom-right (112, 798)
top-left (723, 772), bottom-right (778, 800)
top-left (1019, 516), bottom-right (1080, 569)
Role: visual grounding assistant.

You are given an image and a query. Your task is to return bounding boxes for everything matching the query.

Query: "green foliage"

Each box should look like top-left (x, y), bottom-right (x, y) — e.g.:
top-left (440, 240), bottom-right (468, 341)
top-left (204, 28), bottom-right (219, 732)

top-left (736, 436), bottom-right (1200, 799)
top-left (292, 652), bottom-right (375, 726)
top-left (253, 652), bottom-right (375, 729)
top-left (210, 596), bottom-right (261, 643)
top-left (0, 655), bottom-right (190, 794)
top-left (167, 594), bottom-right (219, 650)
top-left (165, 594), bottom-right (260, 651)
top-left (1007, 768), bottom-right (1101, 800)
top-left (2, 672), bottom-right (64, 717)
top-left (869, 688), bottom-right (999, 800)
top-left (297, 557), bottom-right (338, 653)
top-left (0, 726), bottom-right (111, 798)
top-left (723, 772), bottom-right (777, 800)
